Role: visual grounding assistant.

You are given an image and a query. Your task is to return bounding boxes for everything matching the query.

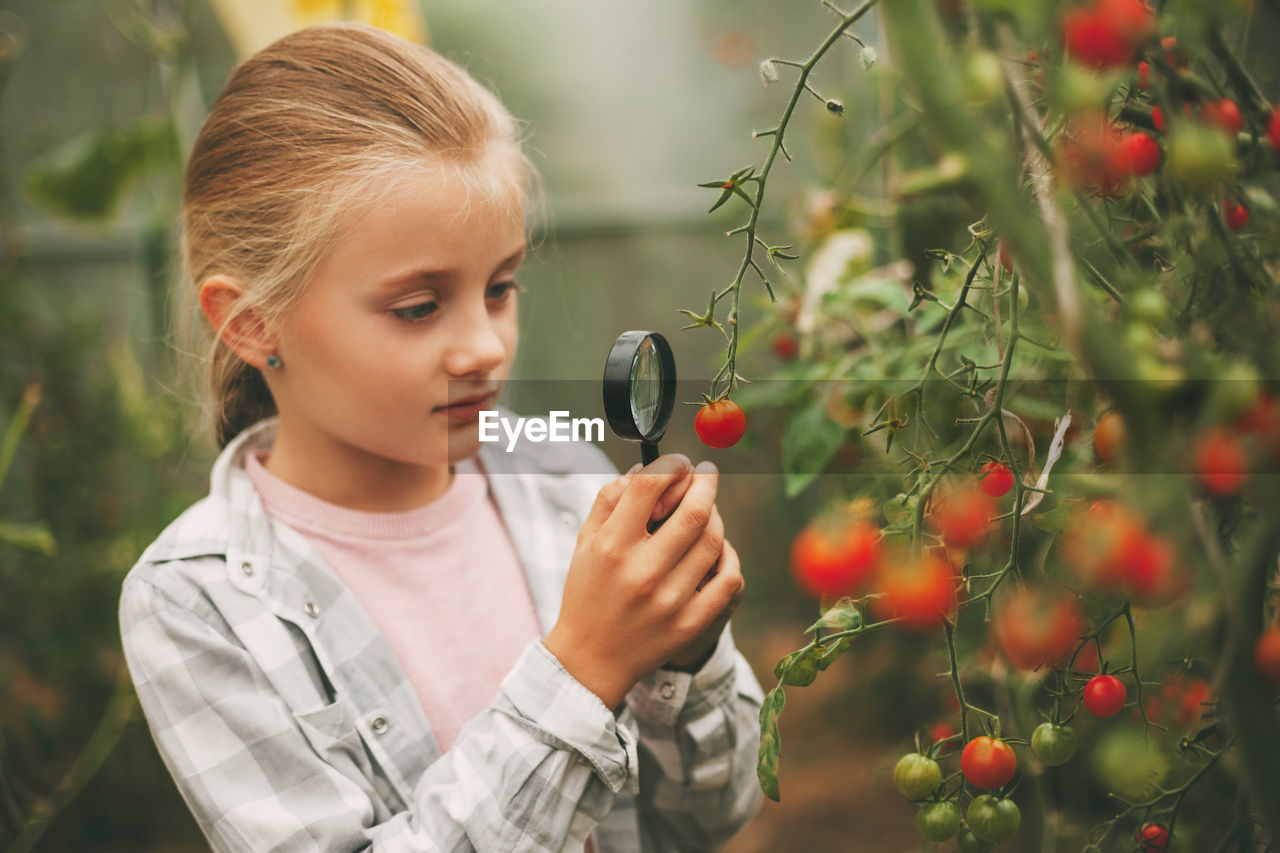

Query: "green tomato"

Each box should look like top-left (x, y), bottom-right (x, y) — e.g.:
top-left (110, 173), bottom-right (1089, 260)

top-left (917, 800), bottom-right (962, 843)
top-left (1128, 289), bottom-right (1167, 327)
top-left (965, 50), bottom-right (1004, 103)
top-left (958, 828), bottom-right (997, 853)
top-left (1030, 722), bottom-right (1077, 767)
top-left (967, 795), bottom-right (1021, 843)
top-left (893, 753), bottom-right (943, 800)
top-left (1166, 122), bottom-right (1236, 193)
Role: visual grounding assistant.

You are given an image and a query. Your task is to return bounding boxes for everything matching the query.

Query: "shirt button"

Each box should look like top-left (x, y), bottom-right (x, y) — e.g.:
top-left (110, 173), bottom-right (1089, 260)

top-left (659, 682), bottom-right (675, 700)
top-left (240, 561), bottom-right (254, 576)
top-left (304, 601), bottom-right (320, 618)
top-left (370, 715), bottom-right (389, 735)
top-left (558, 510), bottom-right (577, 528)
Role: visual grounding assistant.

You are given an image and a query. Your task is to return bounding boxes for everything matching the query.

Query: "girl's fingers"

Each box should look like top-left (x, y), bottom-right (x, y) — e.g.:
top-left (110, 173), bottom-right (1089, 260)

top-left (686, 539), bottom-right (744, 627)
top-left (650, 468), bottom-right (695, 522)
top-left (669, 503), bottom-right (725, 591)
top-left (604, 454), bottom-right (693, 540)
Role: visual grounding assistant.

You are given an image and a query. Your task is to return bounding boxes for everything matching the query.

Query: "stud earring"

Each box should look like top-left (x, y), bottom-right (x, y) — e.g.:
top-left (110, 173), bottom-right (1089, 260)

top-left (265, 355), bottom-right (282, 369)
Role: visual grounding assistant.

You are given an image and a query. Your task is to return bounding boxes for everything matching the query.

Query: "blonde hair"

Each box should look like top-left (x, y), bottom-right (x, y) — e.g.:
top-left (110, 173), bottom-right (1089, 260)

top-left (177, 22), bottom-right (541, 447)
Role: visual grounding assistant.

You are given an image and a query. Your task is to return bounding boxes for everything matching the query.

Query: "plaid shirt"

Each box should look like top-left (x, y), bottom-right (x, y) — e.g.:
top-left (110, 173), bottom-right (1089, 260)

top-left (119, 411), bottom-right (764, 852)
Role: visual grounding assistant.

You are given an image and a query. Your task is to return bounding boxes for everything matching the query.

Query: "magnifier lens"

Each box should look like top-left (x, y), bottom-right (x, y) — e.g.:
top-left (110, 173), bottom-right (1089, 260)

top-left (629, 337), bottom-right (663, 437)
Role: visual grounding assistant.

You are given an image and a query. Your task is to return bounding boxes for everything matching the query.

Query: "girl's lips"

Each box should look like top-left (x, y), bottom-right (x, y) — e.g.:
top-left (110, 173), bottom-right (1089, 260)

top-left (437, 393), bottom-right (493, 419)
top-left (437, 392), bottom-right (494, 411)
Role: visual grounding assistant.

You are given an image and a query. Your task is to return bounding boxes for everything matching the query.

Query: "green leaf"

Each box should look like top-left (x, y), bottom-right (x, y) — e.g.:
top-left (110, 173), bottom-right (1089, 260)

top-left (805, 597), bottom-right (862, 634)
top-left (0, 521), bottom-right (56, 555)
top-left (781, 399), bottom-right (848, 498)
top-left (25, 118), bottom-right (180, 222)
top-left (814, 636), bottom-right (851, 671)
top-left (757, 685), bottom-right (787, 801)
top-left (773, 644), bottom-right (820, 687)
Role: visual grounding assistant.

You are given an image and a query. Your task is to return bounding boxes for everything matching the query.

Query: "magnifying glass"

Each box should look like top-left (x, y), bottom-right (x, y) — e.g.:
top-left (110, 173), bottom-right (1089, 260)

top-left (602, 330), bottom-right (677, 468)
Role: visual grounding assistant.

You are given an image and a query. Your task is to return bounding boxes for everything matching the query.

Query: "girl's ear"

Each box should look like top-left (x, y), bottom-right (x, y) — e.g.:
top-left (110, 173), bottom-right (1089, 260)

top-left (198, 275), bottom-right (278, 369)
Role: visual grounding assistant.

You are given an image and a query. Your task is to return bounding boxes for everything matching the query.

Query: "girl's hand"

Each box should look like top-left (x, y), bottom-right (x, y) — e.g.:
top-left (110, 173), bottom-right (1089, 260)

top-left (544, 454), bottom-right (744, 710)
top-left (662, 538), bottom-right (742, 672)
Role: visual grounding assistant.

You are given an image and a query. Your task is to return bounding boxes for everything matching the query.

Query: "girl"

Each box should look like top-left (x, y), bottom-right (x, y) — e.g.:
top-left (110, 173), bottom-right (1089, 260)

top-left (118, 21), bottom-right (764, 853)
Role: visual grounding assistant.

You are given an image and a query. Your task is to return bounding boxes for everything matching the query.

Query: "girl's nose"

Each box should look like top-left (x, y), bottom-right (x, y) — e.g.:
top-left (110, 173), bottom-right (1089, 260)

top-left (445, 305), bottom-right (508, 376)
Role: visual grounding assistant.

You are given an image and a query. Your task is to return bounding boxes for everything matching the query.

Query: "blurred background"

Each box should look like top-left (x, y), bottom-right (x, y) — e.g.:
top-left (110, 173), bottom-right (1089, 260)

top-left (0, 1), bottom-right (941, 849)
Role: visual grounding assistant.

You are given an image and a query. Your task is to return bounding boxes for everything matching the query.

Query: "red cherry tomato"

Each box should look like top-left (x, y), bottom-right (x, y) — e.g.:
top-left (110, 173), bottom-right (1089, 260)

top-left (789, 518), bottom-right (882, 599)
top-left (1269, 107), bottom-right (1280, 152)
top-left (993, 587), bottom-right (1085, 671)
top-left (1136, 60), bottom-right (1150, 90)
top-left (1201, 98), bottom-right (1244, 136)
top-left (1061, 0), bottom-right (1155, 68)
top-left (1119, 132), bottom-right (1160, 176)
top-left (771, 333), bottom-right (798, 360)
top-left (1256, 625), bottom-right (1280, 685)
top-left (1194, 427), bottom-right (1249, 496)
top-left (1152, 105), bottom-right (1166, 132)
top-left (978, 461), bottom-right (1014, 497)
top-left (1083, 674), bottom-right (1127, 717)
top-left (1223, 199), bottom-right (1251, 231)
top-left (928, 482), bottom-right (996, 549)
top-left (1093, 410), bottom-right (1126, 463)
top-left (960, 735), bottom-right (1018, 790)
top-left (694, 398), bottom-right (746, 449)
top-left (877, 553), bottom-right (958, 631)
top-left (1135, 822), bottom-right (1170, 851)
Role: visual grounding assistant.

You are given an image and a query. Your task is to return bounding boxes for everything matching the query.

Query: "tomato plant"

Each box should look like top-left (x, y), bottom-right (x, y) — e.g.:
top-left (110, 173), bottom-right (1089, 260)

top-left (693, 397), bottom-right (745, 449)
top-left (684, 0), bottom-right (1280, 846)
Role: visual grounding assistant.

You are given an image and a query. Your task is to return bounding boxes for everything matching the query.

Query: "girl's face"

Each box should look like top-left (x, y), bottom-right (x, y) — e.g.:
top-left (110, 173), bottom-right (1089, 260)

top-left (268, 160), bottom-right (526, 478)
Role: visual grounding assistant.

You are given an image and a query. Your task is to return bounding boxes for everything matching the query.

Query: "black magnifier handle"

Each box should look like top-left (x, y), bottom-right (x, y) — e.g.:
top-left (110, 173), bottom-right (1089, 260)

top-left (641, 440), bottom-right (659, 467)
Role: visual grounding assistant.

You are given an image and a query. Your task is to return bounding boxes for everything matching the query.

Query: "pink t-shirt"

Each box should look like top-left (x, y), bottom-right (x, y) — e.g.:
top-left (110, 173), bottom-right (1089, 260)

top-left (245, 453), bottom-right (599, 851)
top-left (244, 451), bottom-right (543, 754)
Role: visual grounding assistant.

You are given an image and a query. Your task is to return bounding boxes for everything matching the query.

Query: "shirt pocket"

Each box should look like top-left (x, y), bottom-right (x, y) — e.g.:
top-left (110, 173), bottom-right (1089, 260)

top-left (292, 696), bottom-right (371, 779)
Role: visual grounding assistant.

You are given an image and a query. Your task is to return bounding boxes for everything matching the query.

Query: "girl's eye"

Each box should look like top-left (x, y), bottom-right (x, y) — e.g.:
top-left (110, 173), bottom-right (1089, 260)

top-left (490, 280), bottom-right (526, 300)
top-left (391, 302), bottom-right (437, 322)
top-left (390, 281), bottom-right (524, 324)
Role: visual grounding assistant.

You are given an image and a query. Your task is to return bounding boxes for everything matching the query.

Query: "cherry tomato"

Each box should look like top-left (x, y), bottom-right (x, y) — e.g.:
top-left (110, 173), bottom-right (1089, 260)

top-left (916, 800), bottom-right (962, 842)
top-left (1136, 60), bottom-right (1150, 90)
top-left (1152, 105), bottom-right (1166, 132)
top-left (1223, 198), bottom-right (1250, 231)
top-left (878, 553), bottom-right (958, 631)
top-left (966, 795), bottom-right (1022, 843)
top-left (894, 752), bottom-right (943, 800)
top-left (997, 238), bottom-right (1013, 274)
top-left (694, 398), bottom-right (746, 449)
top-left (928, 482), bottom-right (996, 549)
top-left (958, 828), bottom-right (997, 853)
top-left (1094, 410), bottom-right (1126, 464)
top-left (930, 721), bottom-right (957, 746)
top-left (993, 587), bottom-right (1085, 671)
top-left (1194, 427), bottom-right (1249, 496)
top-left (771, 332), bottom-right (798, 360)
top-left (978, 461), bottom-right (1014, 497)
top-left (1269, 106), bottom-right (1280, 152)
top-left (1030, 722), bottom-right (1077, 766)
top-left (1061, 0), bottom-right (1154, 68)
top-left (1119, 132), bottom-right (1160, 176)
top-left (789, 518), bottom-right (881, 599)
top-left (1136, 822), bottom-right (1170, 851)
top-left (1056, 113), bottom-right (1131, 196)
top-left (961, 736), bottom-right (1017, 790)
top-left (1166, 124), bottom-right (1237, 193)
top-left (1201, 98), bottom-right (1243, 136)
top-left (1255, 625), bottom-right (1280, 685)
top-left (1084, 674), bottom-right (1127, 717)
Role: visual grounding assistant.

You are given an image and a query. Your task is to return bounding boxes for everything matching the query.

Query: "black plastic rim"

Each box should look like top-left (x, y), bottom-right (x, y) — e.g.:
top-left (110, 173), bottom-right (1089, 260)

top-left (602, 330), bottom-right (676, 442)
